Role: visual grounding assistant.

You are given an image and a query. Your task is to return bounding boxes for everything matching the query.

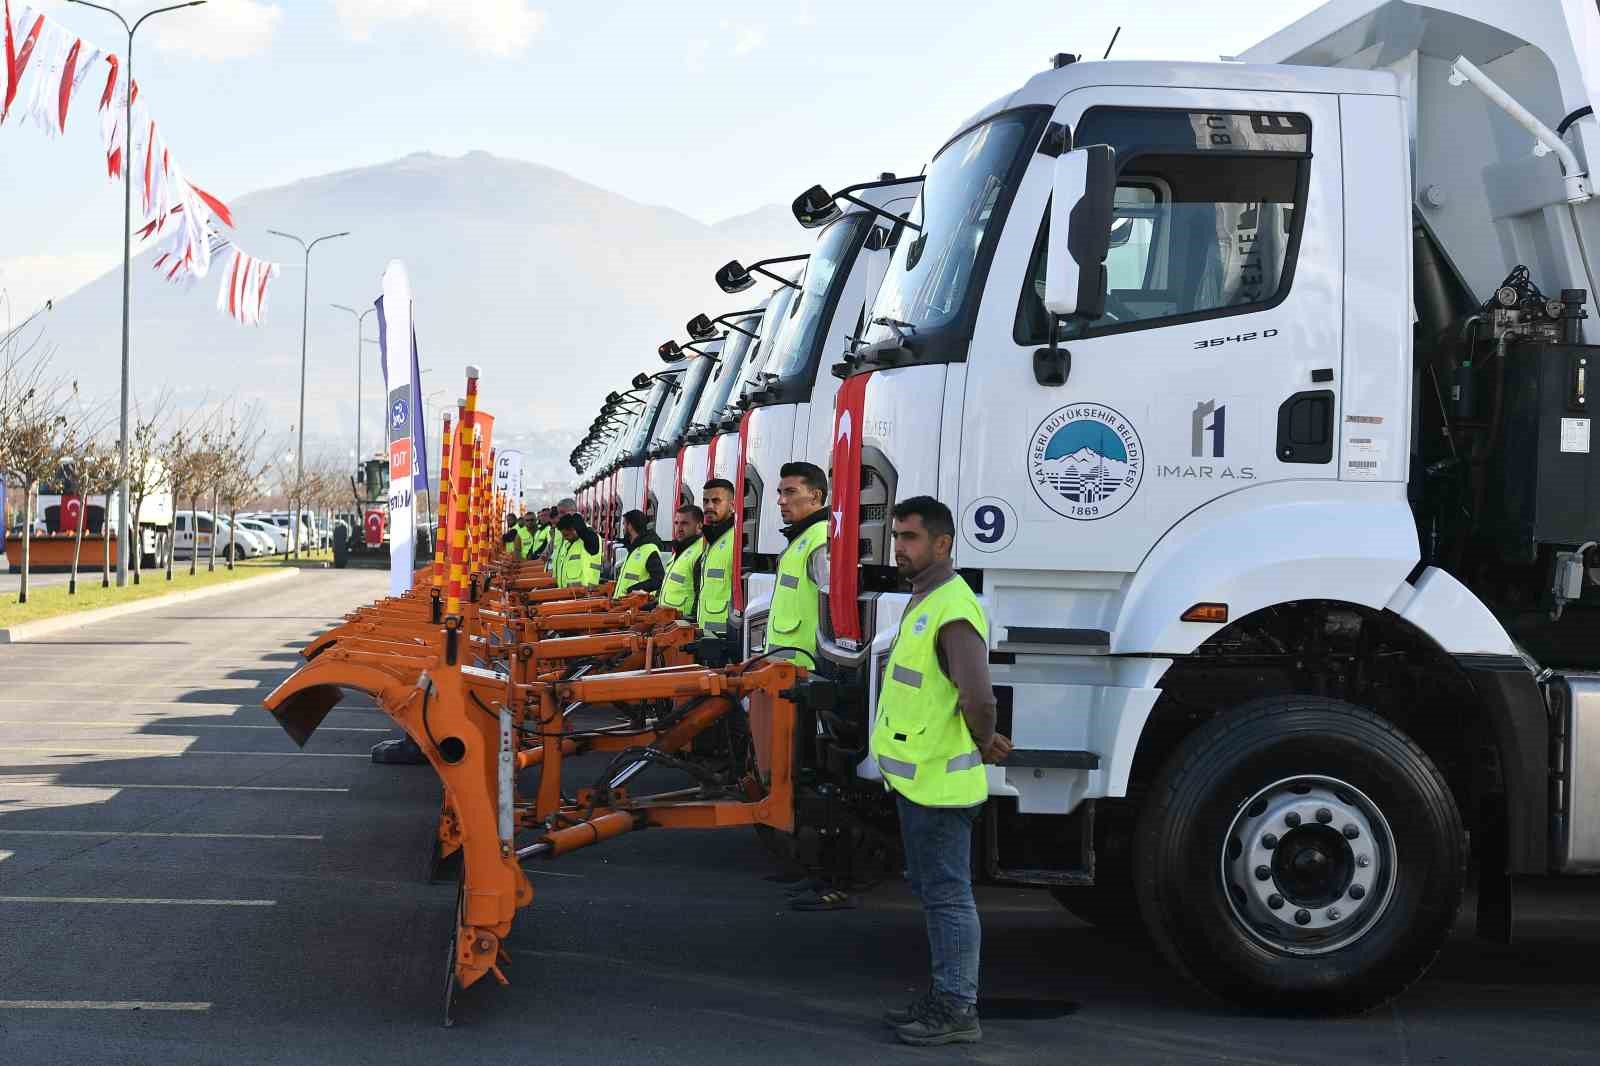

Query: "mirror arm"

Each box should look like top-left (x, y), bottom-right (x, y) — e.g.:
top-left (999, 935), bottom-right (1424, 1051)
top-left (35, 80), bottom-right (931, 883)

top-left (835, 192), bottom-right (921, 232)
top-left (751, 265), bottom-right (802, 291)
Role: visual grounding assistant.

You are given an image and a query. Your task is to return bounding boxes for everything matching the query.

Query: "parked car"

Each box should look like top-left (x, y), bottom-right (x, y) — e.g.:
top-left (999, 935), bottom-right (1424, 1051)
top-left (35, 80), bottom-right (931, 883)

top-left (236, 516), bottom-right (290, 552)
top-left (172, 512), bottom-right (269, 560)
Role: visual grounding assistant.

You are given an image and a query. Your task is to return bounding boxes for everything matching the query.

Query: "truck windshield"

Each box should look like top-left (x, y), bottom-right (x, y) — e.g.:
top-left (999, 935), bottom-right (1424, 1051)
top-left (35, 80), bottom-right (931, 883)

top-left (655, 348), bottom-right (717, 445)
top-left (622, 380), bottom-right (672, 461)
top-left (761, 213), bottom-right (870, 383)
top-left (728, 285), bottom-right (798, 412)
top-left (863, 111), bottom-right (1038, 343)
top-left (690, 318), bottom-right (759, 430)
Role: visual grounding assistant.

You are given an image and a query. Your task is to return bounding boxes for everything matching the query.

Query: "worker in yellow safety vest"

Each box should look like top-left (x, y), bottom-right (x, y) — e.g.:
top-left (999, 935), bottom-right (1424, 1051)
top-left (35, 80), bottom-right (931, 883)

top-left (872, 496), bottom-right (1012, 1048)
top-left (659, 504), bottom-right (704, 616)
top-left (612, 509), bottom-right (665, 600)
top-left (554, 512), bottom-right (603, 588)
top-left (764, 460), bottom-right (829, 667)
top-left (695, 478), bottom-right (737, 635)
top-left (549, 498), bottom-right (577, 575)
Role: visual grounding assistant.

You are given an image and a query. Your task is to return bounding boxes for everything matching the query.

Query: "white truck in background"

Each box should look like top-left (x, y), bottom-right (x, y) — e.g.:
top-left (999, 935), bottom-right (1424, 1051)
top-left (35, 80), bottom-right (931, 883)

top-left (802, 0), bottom-right (1599, 1013)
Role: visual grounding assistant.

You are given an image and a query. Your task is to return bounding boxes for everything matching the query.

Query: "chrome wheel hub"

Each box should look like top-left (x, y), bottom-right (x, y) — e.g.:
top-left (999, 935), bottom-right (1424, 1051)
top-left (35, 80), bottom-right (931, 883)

top-left (1220, 775), bottom-right (1396, 956)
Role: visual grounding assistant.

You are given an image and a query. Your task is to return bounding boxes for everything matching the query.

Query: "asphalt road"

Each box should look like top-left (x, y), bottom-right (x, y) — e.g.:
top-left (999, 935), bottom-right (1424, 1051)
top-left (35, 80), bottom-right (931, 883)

top-left (0, 569), bottom-right (1597, 1065)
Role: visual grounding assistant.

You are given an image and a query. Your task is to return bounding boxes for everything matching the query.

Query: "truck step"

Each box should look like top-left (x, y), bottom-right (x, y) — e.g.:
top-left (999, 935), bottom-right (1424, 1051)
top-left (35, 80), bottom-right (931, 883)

top-left (997, 626), bottom-right (1111, 656)
top-left (1000, 749), bottom-right (1101, 770)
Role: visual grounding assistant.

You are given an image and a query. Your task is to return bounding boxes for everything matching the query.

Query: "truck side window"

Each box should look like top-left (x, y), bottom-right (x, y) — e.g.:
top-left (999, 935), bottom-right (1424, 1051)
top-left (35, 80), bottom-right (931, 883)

top-left (1016, 108), bottom-right (1310, 344)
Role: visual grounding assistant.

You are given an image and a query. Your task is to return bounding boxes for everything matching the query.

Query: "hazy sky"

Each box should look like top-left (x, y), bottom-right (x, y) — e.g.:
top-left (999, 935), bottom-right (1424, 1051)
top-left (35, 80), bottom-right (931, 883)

top-left (0, 0), bottom-right (1326, 317)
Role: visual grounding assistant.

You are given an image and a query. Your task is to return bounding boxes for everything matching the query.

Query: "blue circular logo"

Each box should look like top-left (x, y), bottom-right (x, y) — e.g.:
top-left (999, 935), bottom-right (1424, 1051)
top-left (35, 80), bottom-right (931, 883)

top-left (390, 397), bottom-right (408, 430)
top-left (1027, 403), bottom-right (1143, 520)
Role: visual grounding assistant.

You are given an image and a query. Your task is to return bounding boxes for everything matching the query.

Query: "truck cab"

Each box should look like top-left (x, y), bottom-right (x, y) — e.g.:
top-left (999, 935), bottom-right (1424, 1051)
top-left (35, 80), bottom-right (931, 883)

top-left (641, 336), bottom-right (722, 536)
top-left (812, 0), bottom-right (1599, 1012)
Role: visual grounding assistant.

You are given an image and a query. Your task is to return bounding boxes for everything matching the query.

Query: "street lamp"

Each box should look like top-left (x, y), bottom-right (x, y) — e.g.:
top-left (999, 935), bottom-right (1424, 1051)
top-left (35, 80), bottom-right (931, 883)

top-left (330, 303), bottom-right (374, 470)
top-left (66, 0), bottom-right (208, 588)
top-left (269, 228), bottom-right (349, 557)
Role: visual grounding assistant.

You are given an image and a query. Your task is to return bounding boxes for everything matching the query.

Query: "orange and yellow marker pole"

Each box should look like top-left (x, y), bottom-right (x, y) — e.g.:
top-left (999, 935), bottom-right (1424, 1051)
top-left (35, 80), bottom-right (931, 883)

top-left (433, 411), bottom-right (453, 590)
top-left (446, 368), bottom-right (479, 623)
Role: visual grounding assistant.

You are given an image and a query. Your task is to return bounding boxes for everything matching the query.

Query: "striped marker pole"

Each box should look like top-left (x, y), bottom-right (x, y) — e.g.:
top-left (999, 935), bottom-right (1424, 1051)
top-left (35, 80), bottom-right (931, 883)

top-left (445, 369), bottom-right (479, 620)
top-left (433, 411), bottom-right (453, 590)
top-left (466, 423), bottom-right (484, 582)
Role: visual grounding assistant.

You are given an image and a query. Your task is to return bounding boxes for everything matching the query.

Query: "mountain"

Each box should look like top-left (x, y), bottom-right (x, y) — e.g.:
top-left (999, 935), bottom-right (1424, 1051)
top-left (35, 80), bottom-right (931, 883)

top-left (36, 151), bottom-right (801, 477)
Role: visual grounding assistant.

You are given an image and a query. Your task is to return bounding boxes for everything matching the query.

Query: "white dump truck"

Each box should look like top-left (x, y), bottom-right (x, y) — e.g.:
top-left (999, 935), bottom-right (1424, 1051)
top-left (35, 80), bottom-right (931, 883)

top-left (801, 0), bottom-right (1600, 1012)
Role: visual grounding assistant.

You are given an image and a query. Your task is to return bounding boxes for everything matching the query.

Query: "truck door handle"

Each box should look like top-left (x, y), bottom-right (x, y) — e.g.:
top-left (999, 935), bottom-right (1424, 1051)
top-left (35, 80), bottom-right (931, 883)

top-left (1276, 389), bottom-right (1335, 464)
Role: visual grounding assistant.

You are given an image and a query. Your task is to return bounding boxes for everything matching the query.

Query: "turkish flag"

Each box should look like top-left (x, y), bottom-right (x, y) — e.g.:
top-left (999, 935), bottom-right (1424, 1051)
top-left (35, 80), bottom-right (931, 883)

top-left (364, 509), bottom-right (385, 547)
top-left (60, 494), bottom-right (83, 534)
top-left (828, 372), bottom-right (872, 646)
top-left (732, 409), bottom-right (752, 612)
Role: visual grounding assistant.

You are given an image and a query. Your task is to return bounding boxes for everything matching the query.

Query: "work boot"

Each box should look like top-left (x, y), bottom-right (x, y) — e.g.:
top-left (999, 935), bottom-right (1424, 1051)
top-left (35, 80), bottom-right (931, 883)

top-left (895, 996), bottom-right (981, 1046)
top-left (370, 737), bottom-right (428, 765)
top-left (882, 986), bottom-right (934, 1028)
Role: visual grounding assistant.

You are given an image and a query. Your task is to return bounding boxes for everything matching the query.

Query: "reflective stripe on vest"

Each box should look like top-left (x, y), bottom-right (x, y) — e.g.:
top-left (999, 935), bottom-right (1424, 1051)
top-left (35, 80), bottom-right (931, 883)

top-left (696, 528), bottom-right (736, 627)
top-left (613, 541), bottom-right (662, 599)
top-left (558, 537), bottom-right (602, 587)
top-left (869, 574), bottom-right (990, 808)
top-left (767, 518), bottom-right (826, 664)
top-left (660, 539), bottom-right (705, 614)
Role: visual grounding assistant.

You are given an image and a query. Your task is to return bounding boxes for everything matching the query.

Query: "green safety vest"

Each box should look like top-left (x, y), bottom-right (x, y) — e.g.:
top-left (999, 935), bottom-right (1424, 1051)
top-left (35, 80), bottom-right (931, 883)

top-left (870, 575), bottom-right (990, 808)
top-left (557, 536), bottom-right (603, 588)
top-left (767, 518), bottom-right (827, 666)
top-left (514, 526), bottom-right (536, 559)
top-left (661, 538), bottom-right (704, 614)
top-left (530, 525), bottom-right (552, 558)
top-left (613, 541), bottom-right (662, 600)
top-left (695, 527), bottom-right (737, 630)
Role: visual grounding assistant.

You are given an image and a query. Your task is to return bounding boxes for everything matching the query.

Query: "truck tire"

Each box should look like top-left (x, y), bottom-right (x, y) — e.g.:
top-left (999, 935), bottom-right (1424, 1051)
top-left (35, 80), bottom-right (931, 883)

top-left (332, 524), bottom-right (349, 569)
top-left (1134, 696), bottom-right (1464, 1014)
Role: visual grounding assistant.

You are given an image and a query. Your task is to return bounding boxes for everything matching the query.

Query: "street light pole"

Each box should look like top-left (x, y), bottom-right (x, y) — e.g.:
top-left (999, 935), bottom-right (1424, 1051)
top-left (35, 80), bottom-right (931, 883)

top-left (330, 303), bottom-right (375, 470)
top-left (268, 229), bottom-right (349, 558)
top-left (66, 0), bottom-right (208, 588)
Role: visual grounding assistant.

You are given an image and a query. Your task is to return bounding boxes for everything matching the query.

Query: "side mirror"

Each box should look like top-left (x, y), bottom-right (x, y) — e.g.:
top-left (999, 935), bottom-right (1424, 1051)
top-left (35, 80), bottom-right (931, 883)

top-left (606, 391), bottom-right (623, 405)
top-left (686, 313), bottom-right (715, 340)
top-left (631, 372), bottom-right (652, 390)
top-left (659, 339), bottom-right (685, 363)
top-left (1045, 144), bottom-right (1116, 319)
top-left (716, 260), bottom-right (754, 294)
top-left (792, 184), bottom-right (841, 229)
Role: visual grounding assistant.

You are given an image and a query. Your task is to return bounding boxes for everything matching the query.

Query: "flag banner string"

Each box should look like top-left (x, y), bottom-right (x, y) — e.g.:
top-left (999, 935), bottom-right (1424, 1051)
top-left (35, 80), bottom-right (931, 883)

top-left (3, 2), bottom-right (281, 327)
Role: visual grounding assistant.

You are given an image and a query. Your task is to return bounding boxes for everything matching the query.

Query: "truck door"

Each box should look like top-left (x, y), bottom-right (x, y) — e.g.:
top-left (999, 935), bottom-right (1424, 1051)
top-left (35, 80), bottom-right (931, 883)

top-left (960, 88), bottom-right (1342, 576)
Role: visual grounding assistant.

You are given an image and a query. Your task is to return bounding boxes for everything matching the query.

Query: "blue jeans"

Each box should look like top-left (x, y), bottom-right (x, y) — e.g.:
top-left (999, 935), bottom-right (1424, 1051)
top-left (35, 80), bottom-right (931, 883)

top-left (897, 795), bottom-right (981, 1008)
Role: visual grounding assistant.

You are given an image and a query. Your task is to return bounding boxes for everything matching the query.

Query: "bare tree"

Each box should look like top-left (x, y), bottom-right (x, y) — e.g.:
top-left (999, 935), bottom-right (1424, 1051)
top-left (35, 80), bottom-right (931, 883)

top-left (160, 420), bottom-right (199, 582)
top-left (217, 406), bottom-right (268, 571)
top-left (3, 373), bottom-right (79, 603)
top-left (68, 437), bottom-right (119, 594)
top-left (125, 391), bottom-right (172, 586)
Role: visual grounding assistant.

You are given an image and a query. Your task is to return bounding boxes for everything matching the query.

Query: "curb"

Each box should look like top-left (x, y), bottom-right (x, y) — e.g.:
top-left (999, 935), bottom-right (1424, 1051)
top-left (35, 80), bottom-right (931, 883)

top-left (0, 568), bottom-right (302, 644)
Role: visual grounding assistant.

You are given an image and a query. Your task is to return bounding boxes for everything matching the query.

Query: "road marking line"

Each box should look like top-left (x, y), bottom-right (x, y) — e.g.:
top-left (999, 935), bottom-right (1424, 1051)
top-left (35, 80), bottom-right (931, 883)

top-left (0, 780), bottom-right (350, 793)
top-left (0, 1000), bottom-right (212, 1011)
top-left (0, 896), bottom-right (275, 906)
top-left (0, 720), bottom-right (388, 733)
top-left (0, 745), bottom-right (368, 759)
top-left (4, 825), bottom-right (316, 842)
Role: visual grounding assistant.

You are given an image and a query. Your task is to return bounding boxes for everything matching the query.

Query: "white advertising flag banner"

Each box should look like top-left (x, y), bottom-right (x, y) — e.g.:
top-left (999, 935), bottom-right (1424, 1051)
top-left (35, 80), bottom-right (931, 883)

top-left (496, 450), bottom-right (524, 515)
top-left (380, 261), bottom-right (414, 597)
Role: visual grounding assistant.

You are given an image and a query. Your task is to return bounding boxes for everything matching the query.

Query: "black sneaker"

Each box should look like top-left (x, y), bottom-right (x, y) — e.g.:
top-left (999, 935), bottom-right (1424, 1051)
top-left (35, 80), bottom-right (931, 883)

top-left (882, 987), bottom-right (934, 1028)
top-left (895, 997), bottom-right (981, 1046)
top-left (370, 737), bottom-right (428, 765)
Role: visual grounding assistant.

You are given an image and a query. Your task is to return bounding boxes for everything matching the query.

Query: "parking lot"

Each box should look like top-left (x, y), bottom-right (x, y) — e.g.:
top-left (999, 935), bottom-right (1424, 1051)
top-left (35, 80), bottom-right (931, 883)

top-left (0, 568), bottom-right (1596, 1065)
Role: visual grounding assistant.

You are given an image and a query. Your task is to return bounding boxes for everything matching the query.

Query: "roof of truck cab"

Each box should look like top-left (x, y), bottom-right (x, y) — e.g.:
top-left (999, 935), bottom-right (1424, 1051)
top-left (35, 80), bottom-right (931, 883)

top-left (958, 59), bottom-right (1400, 140)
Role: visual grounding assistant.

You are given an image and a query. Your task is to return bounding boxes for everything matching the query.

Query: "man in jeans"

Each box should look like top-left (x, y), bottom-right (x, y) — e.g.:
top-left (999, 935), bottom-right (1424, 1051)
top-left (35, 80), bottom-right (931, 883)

top-left (872, 496), bottom-right (1012, 1046)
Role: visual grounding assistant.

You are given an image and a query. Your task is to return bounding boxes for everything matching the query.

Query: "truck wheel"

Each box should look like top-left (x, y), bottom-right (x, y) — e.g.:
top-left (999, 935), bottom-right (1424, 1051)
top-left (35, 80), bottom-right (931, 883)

top-left (332, 525), bottom-right (349, 569)
top-left (1134, 696), bottom-right (1464, 1013)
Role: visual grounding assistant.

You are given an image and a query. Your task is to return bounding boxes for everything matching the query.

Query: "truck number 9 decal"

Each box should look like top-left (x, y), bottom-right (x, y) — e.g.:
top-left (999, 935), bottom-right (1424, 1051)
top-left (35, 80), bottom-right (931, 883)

top-left (963, 497), bottom-right (1017, 554)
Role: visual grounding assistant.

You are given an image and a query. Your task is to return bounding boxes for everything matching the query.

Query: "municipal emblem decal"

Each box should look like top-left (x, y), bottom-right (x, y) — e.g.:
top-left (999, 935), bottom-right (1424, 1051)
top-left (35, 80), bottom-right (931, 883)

top-left (1027, 403), bottom-right (1144, 520)
top-left (913, 614), bottom-right (929, 635)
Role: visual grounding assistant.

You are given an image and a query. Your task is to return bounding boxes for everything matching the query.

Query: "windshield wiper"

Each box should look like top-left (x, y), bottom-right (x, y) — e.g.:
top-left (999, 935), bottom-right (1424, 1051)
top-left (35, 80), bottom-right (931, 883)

top-left (871, 315), bottom-right (917, 338)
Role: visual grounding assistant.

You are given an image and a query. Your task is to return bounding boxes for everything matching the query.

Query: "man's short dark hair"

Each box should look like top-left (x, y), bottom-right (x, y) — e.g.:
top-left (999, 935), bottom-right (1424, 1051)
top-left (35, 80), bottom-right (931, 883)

top-left (622, 509), bottom-right (649, 535)
top-left (703, 478), bottom-right (735, 495)
top-left (676, 504), bottom-right (704, 523)
top-left (892, 496), bottom-right (955, 541)
top-left (779, 461), bottom-right (827, 502)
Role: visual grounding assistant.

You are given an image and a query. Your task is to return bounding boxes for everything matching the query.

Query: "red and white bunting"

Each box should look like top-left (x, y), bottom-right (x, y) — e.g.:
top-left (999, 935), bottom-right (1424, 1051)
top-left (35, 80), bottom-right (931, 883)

top-left (3, 1), bottom-right (277, 326)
